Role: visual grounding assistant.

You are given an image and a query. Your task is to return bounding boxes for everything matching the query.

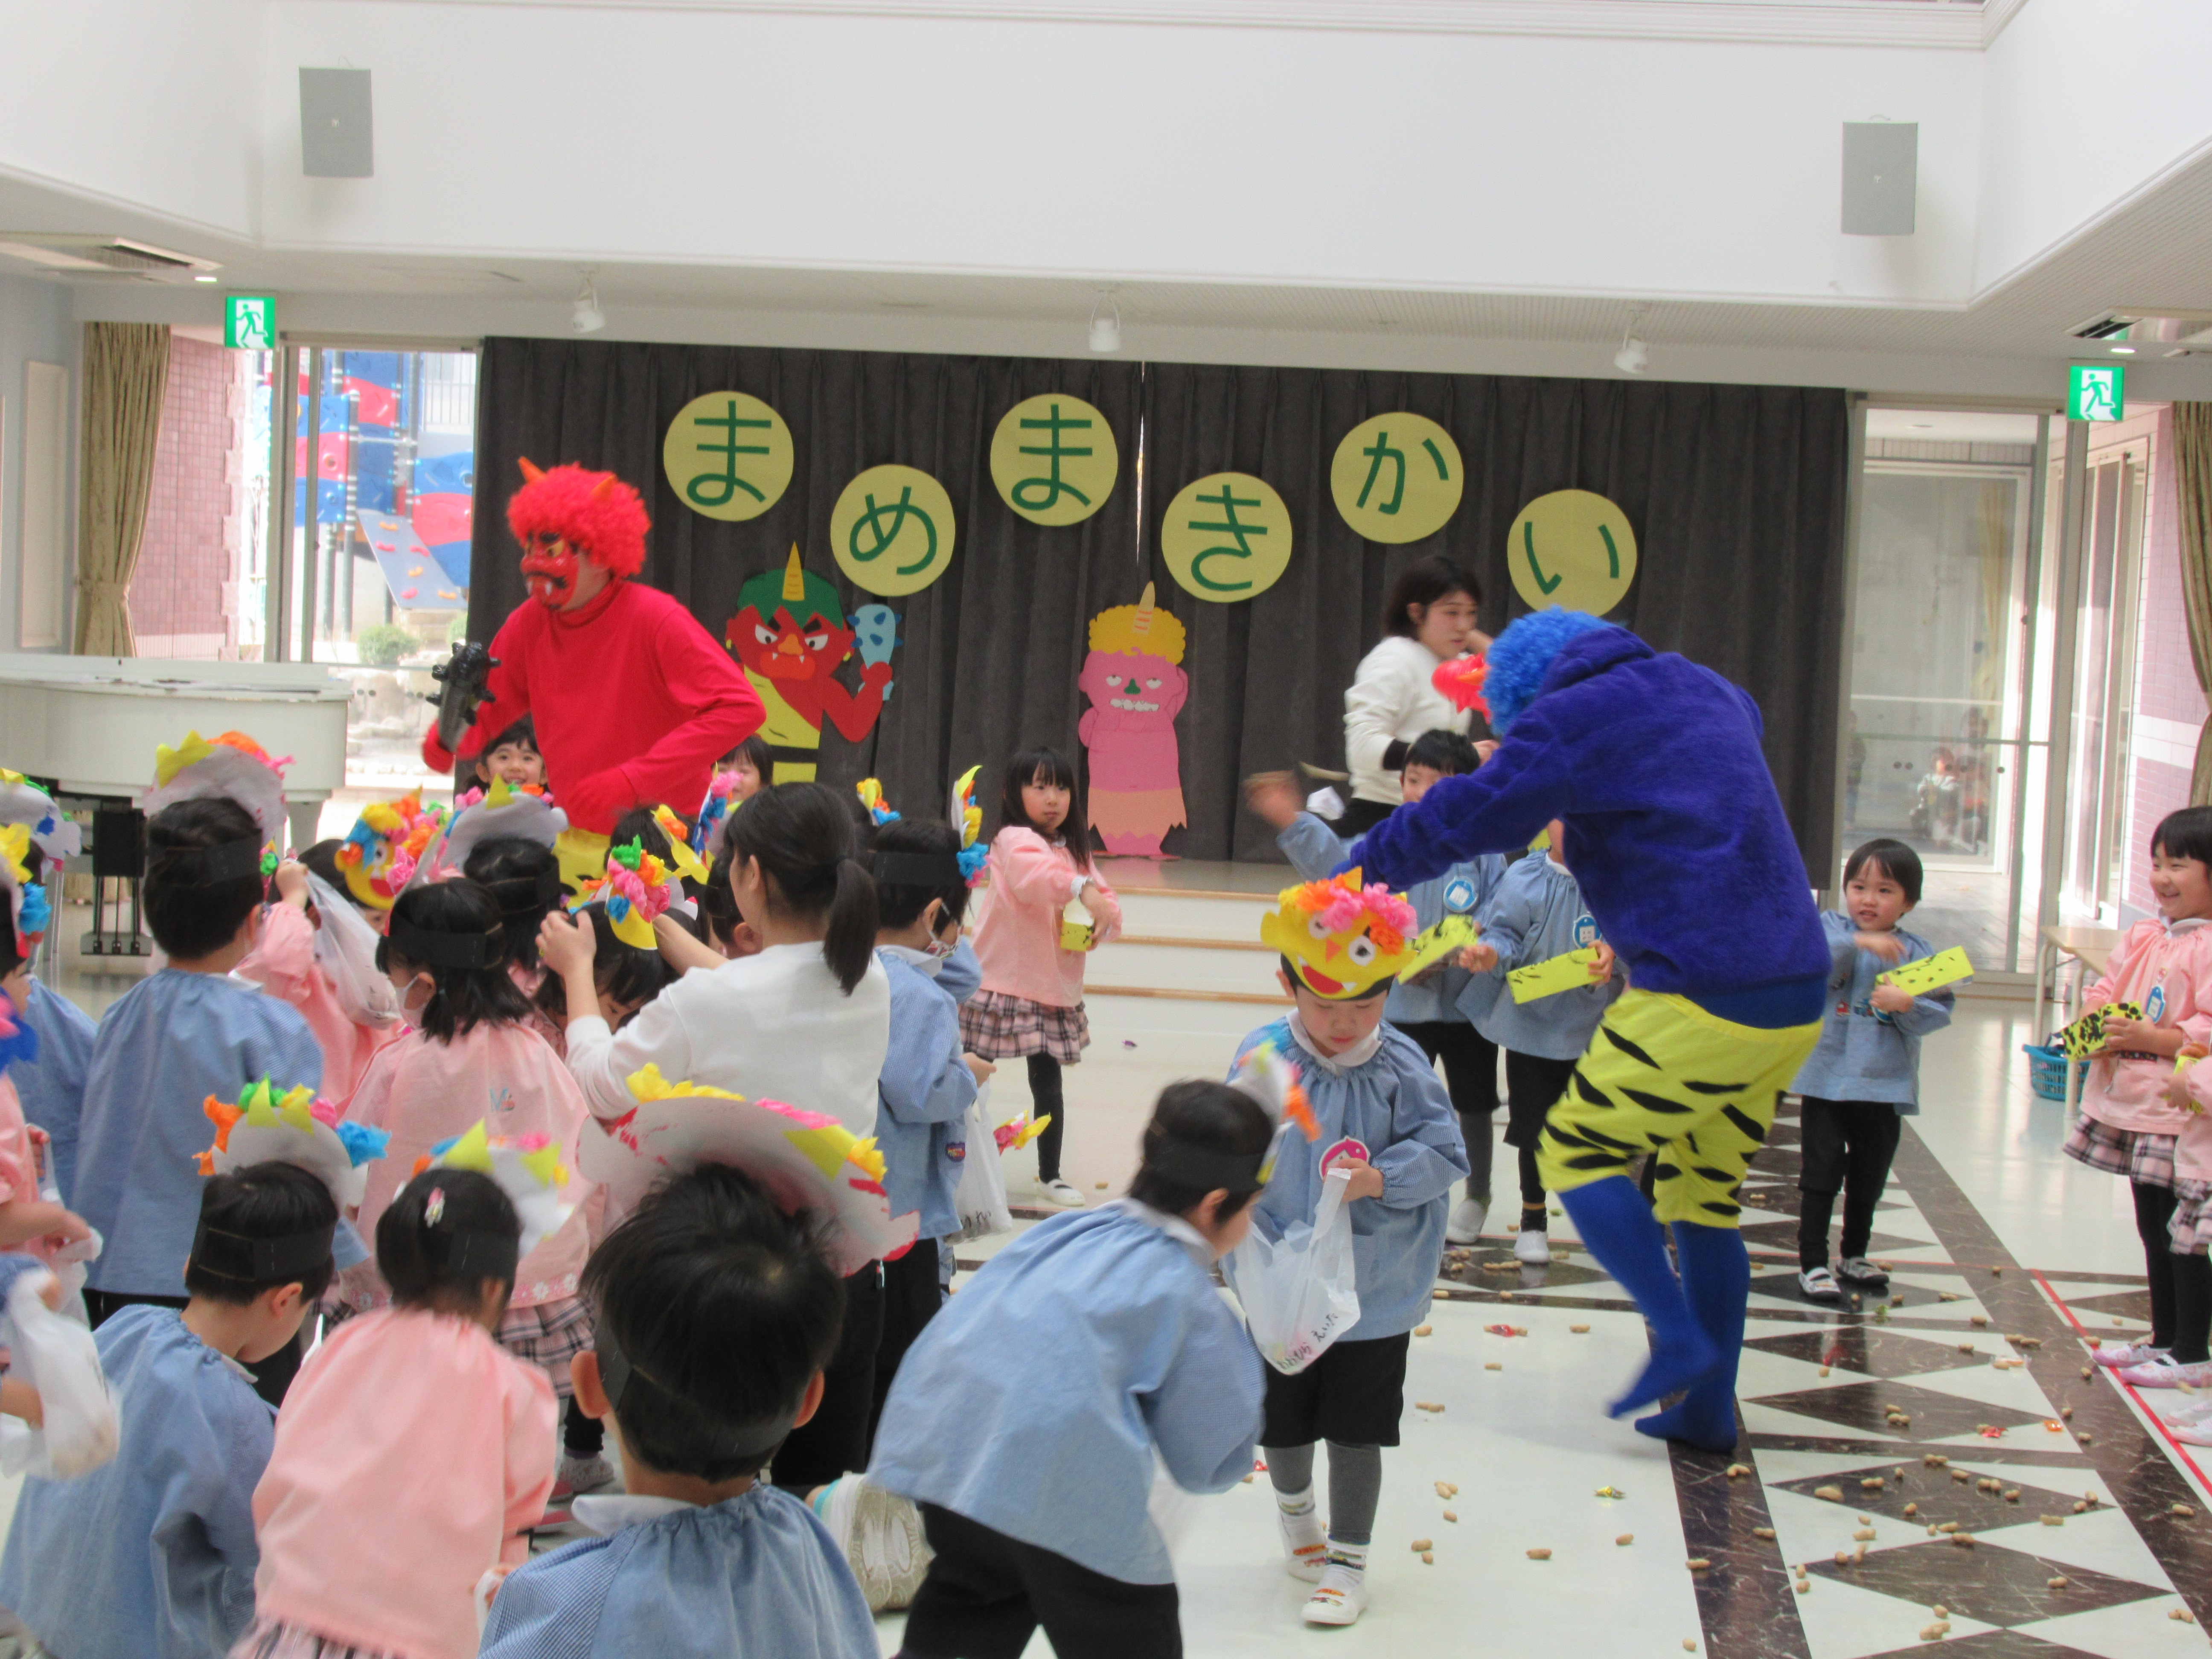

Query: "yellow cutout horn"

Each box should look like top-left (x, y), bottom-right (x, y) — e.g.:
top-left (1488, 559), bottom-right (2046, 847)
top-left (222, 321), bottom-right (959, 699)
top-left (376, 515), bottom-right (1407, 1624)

top-left (782, 545), bottom-right (807, 604)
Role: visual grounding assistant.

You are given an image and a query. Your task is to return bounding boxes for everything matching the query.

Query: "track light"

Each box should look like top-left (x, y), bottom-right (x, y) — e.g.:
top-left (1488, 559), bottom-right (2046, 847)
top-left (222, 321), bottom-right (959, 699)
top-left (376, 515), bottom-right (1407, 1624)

top-left (1089, 291), bottom-right (1121, 354)
top-left (571, 269), bottom-right (604, 335)
top-left (1613, 310), bottom-right (1649, 375)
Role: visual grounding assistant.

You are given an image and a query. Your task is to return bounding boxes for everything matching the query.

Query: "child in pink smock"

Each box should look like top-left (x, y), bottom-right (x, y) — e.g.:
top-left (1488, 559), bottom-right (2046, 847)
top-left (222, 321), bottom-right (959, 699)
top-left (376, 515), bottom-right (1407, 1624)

top-left (958, 748), bottom-right (1121, 1210)
top-left (241, 1166), bottom-right (555, 1659)
top-left (341, 878), bottom-right (605, 1490)
top-left (238, 859), bottom-right (402, 1101)
top-left (2063, 806), bottom-right (2212, 1390)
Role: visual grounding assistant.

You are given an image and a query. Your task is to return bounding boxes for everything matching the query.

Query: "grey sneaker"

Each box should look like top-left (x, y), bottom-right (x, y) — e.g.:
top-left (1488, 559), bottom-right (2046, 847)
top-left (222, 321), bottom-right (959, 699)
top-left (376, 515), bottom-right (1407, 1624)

top-left (1798, 1266), bottom-right (1844, 1304)
top-left (555, 1452), bottom-right (619, 1496)
top-left (1835, 1256), bottom-right (1889, 1288)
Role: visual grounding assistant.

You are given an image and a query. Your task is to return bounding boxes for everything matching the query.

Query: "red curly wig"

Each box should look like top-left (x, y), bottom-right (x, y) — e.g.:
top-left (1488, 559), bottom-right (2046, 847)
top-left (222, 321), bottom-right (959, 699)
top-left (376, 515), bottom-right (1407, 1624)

top-left (505, 459), bottom-right (650, 578)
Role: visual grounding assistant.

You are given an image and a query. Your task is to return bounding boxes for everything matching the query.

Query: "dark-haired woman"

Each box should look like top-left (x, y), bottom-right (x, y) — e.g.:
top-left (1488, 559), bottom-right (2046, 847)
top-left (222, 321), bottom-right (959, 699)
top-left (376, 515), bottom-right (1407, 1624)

top-left (959, 749), bottom-right (1121, 1210)
top-left (540, 781), bottom-right (893, 1491)
top-left (1339, 557), bottom-right (1490, 835)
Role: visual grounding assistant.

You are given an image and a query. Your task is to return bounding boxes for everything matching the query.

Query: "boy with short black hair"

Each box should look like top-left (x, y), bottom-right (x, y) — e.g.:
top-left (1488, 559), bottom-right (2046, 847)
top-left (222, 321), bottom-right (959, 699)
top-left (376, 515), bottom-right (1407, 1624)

top-left (480, 1162), bottom-right (876, 1656)
top-left (73, 799), bottom-right (324, 1400)
top-left (1793, 837), bottom-right (1954, 1304)
top-left (0, 1161), bottom-right (336, 1659)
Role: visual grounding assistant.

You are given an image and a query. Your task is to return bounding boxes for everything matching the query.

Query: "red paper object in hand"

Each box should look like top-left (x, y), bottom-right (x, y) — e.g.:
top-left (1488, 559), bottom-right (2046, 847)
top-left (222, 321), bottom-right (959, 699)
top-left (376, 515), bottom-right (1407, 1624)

top-left (1432, 653), bottom-right (1490, 718)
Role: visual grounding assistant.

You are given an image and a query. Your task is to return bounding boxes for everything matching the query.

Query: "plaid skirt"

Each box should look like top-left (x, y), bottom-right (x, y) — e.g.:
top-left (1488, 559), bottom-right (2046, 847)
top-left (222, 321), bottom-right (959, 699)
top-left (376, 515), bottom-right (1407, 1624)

top-left (230, 1619), bottom-right (416, 1659)
top-left (2061, 1114), bottom-right (2178, 1187)
top-left (959, 990), bottom-right (1089, 1066)
top-left (495, 1292), bottom-right (592, 1400)
top-left (2171, 1179), bottom-right (2212, 1254)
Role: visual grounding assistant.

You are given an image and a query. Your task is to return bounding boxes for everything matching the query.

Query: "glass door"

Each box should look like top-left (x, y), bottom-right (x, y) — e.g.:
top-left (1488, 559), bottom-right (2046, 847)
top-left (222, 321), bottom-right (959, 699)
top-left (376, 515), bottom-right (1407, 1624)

top-left (2063, 454), bottom-right (2145, 921)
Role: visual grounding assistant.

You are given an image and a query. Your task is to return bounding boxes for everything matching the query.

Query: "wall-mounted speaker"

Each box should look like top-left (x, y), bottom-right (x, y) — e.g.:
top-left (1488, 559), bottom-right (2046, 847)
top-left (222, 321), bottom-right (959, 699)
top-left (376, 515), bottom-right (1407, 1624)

top-left (300, 67), bottom-right (373, 178)
top-left (1841, 121), bottom-right (1915, 236)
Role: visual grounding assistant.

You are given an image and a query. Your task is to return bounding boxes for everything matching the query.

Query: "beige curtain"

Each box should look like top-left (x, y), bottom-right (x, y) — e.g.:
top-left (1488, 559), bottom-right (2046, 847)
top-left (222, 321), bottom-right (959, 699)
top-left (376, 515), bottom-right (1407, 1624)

top-left (73, 322), bottom-right (172, 656)
top-left (2177, 406), bottom-right (2212, 802)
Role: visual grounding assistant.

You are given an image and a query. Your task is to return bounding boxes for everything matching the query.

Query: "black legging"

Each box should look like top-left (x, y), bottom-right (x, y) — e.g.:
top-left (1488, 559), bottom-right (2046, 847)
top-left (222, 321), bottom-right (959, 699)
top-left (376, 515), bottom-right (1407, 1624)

top-left (1401, 1021), bottom-right (1499, 1203)
top-left (2136, 1181), bottom-right (2212, 1362)
top-left (1028, 1054), bottom-right (1067, 1184)
top-left (770, 1260), bottom-right (884, 1490)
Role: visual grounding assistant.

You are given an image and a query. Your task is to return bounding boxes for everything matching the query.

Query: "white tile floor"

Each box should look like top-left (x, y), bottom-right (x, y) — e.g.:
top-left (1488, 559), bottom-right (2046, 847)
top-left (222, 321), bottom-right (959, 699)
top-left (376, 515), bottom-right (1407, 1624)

top-left (22, 943), bottom-right (2212, 1659)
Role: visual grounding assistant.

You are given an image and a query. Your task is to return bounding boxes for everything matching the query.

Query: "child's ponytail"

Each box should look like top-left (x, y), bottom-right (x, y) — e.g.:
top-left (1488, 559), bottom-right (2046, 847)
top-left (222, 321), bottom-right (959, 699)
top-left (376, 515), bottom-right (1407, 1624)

top-left (725, 782), bottom-right (879, 995)
top-left (824, 855), bottom-right (877, 996)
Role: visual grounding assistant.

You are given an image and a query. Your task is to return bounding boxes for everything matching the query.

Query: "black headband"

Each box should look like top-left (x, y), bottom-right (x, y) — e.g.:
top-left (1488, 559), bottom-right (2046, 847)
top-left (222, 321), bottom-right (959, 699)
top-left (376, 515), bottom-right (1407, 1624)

top-left (434, 1226), bottom-right (520, 1284)
top-left (190, 1220), bottom-right (336, 1283)
top-left (872, 851), bottom-right (965, 889)
top-left (388, 913), bottom-right (506, 970)
top-left (1145, 1138), bottom-right (1271, 1195)
top-left (480, 865), bottom-right (564, 915)
top-left (596, 1322), bottom-right (801, 1465)
top-left (151, 837), bottom-right (263, 885)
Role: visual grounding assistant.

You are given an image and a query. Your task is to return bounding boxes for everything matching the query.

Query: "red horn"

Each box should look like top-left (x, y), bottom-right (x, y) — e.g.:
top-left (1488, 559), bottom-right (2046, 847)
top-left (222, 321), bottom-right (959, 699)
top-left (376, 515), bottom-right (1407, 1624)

top-left (518, 457), bottom-right (547, 484)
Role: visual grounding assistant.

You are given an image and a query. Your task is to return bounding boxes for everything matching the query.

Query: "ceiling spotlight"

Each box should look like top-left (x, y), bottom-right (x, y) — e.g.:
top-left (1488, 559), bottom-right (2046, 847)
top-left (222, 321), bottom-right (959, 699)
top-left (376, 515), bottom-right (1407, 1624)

top-left (571, 269), bottom-right (604, 335)
top-left (193, 272), bottom-right (218, 284)
top-left (2110, 344), bottom-right (2136, 355)
top-left (1089, 291), bottom-right (1121, 354)
top-left (1613, 309), bottom-right (1649, 375)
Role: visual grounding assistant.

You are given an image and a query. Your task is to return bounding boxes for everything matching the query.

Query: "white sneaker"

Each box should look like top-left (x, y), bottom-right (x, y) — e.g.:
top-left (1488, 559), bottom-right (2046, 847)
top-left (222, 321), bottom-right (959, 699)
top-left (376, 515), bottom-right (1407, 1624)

top-left (1275, 1505), bottom-right (1328, 1583)
top-left (1514, 1229), bottom-right (1551, 1266)
top-left (1302, 1562), bottom-right (1369, 1626)
top-left (1039, 1179), bottom-right (1087, 1208)
top-left (2116, 1355), bottom-right (2212, 1389)
top-left (1447, 1196), bottom-right (1489, 1246)
top-left (1799, 1267), bottom-right (1843, 1304)
top-left (2174, 1417), bottom-right (2212, 1448)
top-left (2163, 1393), bottom-right (2212, 1425)
top-left (1835, 1256), bottom-right (1889, 1288)
top-left (554, 1452), bottom-right (618, 1496)
top-left (820, 1474), bottom-right (932, 1612)
top-left (2094, 1340), bottom-right (2168, 1369)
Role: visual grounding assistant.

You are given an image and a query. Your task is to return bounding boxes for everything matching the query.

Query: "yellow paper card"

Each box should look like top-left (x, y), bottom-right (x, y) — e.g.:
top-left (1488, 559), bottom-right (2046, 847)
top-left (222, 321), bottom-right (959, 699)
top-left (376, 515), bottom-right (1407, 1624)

top-left (1878, 946), bottom-right (1974, 997)
top-left (1508, 947), bottom-right (1604, 1004)
top-left (1059, 920), bottom-right (1094, 952)
top-left (1400, 915), bottom-right (1480, 982)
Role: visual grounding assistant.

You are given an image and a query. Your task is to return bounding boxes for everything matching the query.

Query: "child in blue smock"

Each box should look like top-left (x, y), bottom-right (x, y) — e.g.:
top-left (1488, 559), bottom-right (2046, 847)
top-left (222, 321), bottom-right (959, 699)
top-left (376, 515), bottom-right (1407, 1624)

top-left (73, 798), bottom-right (323, 1406)
top-left (1250, 728), bottom-right (1506, 1247)
top-left (862, 820), bottom-right (991, 1455)
top-left (870, 1080), bottom-right (1273, 1657)
top-left (0, 1161), bottom-right (336, 1659)
top-left (480, 1163), bottom-right (877, 1659)
top-left (1461, 819), bottom-right (1624, 1265)
top-left (1239, 870), bottom-right (1469, 1630)
top-left (9, 978), bottom-right (94, 1206)
top-left (1790, 838), bottom-right (1954, 1304)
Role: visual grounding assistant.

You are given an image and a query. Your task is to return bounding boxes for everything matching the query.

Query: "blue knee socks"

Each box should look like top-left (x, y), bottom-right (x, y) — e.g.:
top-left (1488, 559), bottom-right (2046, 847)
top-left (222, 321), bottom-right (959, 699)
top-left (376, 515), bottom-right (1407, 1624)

top-left (1633, 1222), bottom-right (1749, 1453)
top-left (1557, 1176), bottom-right (1723, 1418)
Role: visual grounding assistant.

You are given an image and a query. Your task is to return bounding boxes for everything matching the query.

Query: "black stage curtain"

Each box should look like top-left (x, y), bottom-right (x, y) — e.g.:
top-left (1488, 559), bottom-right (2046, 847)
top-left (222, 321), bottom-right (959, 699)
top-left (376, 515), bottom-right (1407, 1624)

top-left (472, 341), bottom-right (1848, 876)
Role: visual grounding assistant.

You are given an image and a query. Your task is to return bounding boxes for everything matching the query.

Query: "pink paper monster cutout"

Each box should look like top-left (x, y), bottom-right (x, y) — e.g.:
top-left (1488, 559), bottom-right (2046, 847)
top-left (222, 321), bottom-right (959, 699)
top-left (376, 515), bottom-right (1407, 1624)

top-left (1078, 583), bottom-right (1190, 858)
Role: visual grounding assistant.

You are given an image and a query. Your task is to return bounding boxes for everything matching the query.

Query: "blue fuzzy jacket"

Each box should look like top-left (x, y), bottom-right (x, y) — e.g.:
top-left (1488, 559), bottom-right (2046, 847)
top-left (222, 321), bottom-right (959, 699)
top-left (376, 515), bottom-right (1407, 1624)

top-left (1348, 628), bottom-right (1828, 999)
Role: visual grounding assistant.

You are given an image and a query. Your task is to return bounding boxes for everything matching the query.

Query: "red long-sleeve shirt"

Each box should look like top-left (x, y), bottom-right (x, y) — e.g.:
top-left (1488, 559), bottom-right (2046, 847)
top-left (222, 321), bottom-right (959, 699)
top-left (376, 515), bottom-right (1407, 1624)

top-left (437, 582), bottom-right (763, 832)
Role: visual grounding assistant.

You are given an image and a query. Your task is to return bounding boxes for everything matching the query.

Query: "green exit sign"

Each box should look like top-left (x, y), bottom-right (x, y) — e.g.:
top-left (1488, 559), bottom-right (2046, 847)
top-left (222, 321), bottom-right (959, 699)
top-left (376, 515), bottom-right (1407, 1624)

top-left (2069, 362), bottom-right (2125, 423)
top-left (224, 294), bottom-right (275, 351)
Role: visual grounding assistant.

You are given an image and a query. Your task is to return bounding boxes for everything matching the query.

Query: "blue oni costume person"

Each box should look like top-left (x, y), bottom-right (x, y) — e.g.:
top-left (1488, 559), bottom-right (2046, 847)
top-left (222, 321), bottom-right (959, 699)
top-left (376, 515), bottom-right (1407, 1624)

top-left (1350, 611), bottom-right (1828, 1452)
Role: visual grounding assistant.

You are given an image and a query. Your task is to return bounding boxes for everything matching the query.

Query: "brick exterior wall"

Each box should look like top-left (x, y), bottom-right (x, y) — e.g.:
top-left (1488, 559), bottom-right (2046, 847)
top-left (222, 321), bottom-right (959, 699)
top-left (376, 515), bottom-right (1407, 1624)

top-left (129, 334), bottom-right (253, 658)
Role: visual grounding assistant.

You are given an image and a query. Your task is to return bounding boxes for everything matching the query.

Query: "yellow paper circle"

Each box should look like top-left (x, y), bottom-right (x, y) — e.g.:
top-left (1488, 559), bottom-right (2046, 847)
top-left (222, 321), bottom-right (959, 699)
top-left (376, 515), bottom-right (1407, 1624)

top-left (1158, 472), bottom-right (1294, 604)
top-left (1330, 413), bottom-right (1464, 544)
top-left (990, 394), bottom-right (1119, 526)
top-left (830, 465), bottom-right (958, 597)
top-left (1506, 489), bottom-right (1638, 615)
top-left (663, 391), bottom-right (795, 521)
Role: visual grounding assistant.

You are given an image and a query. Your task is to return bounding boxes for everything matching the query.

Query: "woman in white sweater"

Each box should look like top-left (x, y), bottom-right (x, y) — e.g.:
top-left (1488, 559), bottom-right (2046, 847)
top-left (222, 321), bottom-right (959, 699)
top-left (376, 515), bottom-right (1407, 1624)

top-left (1339, 557), bottom-right (1491, 833)
top-left (539, 780), bottom-right (892, 1491)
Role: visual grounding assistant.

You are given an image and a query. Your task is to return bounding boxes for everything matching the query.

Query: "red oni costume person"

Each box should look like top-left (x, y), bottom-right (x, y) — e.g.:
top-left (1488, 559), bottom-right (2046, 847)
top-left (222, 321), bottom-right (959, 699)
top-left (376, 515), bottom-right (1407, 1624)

top-left (423, 462), bottom-right (764, 833)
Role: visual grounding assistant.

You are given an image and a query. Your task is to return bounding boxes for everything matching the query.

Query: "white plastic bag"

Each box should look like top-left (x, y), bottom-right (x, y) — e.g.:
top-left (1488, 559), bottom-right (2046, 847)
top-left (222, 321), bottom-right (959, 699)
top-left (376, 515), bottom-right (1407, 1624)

top-left (0, 1268), bottom-right (118, 1479)
top-left (1225, 1167), bottom-right (1361, 1374)
top-left (954, 1081), bottom-right (1013, 1241)
top-left (306, 871), bottom-right (402, 1030)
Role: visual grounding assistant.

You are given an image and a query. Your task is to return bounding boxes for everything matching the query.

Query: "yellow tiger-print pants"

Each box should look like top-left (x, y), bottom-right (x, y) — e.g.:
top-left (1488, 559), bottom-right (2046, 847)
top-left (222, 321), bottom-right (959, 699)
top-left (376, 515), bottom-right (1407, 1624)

top-left (1536, 988), bottom-right (1821, 1228)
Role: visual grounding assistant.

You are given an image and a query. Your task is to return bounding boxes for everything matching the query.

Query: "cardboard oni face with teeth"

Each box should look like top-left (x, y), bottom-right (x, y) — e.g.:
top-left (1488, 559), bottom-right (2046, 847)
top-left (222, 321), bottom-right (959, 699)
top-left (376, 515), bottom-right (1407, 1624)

top-left (1260, 869), bottom-right (1418, 1000)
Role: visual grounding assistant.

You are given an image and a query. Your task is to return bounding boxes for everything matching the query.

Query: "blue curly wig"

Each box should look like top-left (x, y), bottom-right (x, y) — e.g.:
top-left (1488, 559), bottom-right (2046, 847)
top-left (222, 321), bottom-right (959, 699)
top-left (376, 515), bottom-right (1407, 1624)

top-left (1483, 609), bottom-right (1620, 733)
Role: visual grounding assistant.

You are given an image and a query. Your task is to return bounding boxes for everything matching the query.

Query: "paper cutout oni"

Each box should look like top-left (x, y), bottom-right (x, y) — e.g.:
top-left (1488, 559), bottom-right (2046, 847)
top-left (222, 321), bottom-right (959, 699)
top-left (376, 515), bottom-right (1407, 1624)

top-left (725, 547), bottom-right (895, 783)
top-left (1259, 869), bottom-right (1418, 1001)
top-left (1878, 946), bottom-right (1974, 998)
top-left (1079, 583), bottom-right (1189, 858)
top-left (1507, 947), bottom-right (1607, 1004)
